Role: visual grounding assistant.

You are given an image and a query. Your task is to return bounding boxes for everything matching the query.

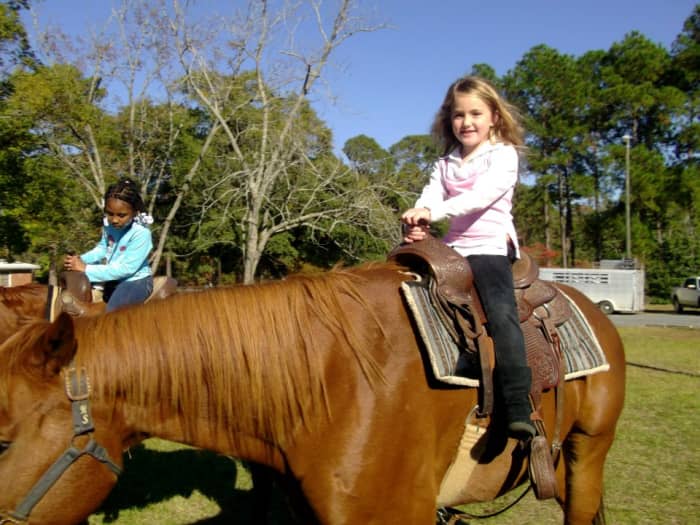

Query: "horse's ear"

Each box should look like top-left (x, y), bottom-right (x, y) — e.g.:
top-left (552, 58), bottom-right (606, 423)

top-left (32, 312), bottom-right (77, 377)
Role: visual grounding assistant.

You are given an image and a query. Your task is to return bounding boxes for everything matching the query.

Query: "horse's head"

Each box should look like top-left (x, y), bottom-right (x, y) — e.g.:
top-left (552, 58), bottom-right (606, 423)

top-left (0, 314), bottom-right (122, 524)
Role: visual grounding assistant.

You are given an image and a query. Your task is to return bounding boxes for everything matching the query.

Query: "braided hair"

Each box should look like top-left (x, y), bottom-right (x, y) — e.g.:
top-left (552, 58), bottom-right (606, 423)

top-left (104, 178), bottom-right (146, 213)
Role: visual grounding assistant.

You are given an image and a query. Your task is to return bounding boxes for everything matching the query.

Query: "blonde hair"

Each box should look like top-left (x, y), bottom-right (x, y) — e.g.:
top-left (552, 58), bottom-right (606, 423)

top-left (431, 76), bottom-right (524, 156)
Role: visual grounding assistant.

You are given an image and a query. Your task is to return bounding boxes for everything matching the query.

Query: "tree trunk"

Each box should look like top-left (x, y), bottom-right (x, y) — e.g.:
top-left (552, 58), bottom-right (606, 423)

top-left (149, 122), bottom-right (221, 273)
top-left (544, 188), bottom-right (551, 256)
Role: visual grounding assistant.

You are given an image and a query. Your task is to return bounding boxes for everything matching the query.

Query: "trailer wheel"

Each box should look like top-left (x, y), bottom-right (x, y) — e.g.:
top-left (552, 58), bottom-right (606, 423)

top-left (672, 296), bottom-right (683, 313)
top-left (598, 301), bottom-right (614, 315)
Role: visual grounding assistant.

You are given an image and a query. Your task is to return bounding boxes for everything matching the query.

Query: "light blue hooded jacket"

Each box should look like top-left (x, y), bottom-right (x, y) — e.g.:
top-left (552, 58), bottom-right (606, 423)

top-left (80, 221), bottom-right (152, 283)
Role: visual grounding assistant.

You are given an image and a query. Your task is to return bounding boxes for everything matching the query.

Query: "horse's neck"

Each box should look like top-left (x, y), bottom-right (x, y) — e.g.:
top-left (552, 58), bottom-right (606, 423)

top-left (118, 402), bottom-right (282, 468)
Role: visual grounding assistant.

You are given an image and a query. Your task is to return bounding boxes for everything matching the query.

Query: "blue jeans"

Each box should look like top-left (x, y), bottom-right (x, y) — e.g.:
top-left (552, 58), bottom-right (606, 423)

top-left (105, 276), bottom-right (153, 312)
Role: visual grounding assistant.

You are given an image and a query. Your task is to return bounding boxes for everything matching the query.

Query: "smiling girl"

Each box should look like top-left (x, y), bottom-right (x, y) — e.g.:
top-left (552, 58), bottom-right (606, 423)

top-left (401, 76), bottom-right (535, 440)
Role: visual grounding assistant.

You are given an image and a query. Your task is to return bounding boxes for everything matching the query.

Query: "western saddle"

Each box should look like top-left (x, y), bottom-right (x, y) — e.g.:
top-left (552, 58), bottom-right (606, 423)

top-left (54, 271), bottom-right (178, 319)
top-left (389, 235), bottom-right (571, 411)
top-left (389, 236), bottom-right (572, 500)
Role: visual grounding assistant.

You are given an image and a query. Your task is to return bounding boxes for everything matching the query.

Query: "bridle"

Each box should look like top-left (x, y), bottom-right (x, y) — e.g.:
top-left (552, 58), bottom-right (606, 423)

top-left (0, 365), bottom-right (122, 524)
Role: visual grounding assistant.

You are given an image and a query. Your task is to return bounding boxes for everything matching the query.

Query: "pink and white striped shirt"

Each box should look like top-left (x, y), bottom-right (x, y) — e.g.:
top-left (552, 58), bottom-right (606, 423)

top-left (415, 141), bottom-right (520, 258)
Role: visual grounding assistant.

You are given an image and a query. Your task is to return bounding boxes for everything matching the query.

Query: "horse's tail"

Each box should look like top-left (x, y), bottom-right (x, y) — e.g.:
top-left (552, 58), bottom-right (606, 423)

top-left (592, 497), bottom-right (607, 525)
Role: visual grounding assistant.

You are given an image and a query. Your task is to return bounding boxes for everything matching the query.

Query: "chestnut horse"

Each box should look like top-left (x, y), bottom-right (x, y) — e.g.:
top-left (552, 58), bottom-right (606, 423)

top-left (0, 275), bottom-right (177, 341)
top-left (0, 262), bottom-right (625, 524)
top-left (0, 281), bottom-right (110, 344)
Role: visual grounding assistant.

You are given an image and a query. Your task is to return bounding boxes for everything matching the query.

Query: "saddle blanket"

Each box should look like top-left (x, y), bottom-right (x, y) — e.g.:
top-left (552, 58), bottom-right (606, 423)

top-left (401, 279), bottom-right (609, 388)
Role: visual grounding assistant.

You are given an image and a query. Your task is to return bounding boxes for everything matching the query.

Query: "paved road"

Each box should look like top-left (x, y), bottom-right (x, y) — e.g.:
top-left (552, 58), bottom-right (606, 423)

top-left (608, 309), bottom-right (700, 329)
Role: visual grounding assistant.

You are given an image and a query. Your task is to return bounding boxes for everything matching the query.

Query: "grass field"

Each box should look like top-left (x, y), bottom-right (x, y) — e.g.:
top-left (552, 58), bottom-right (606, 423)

top-left (87, 326), bottom-right (700, 524)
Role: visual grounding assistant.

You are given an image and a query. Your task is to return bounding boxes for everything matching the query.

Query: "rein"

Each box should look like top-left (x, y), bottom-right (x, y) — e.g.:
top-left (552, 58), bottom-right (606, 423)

top-left (0, 365), bottom-right (122, 524)
top-left (437, 483), bottom-right (532, 524)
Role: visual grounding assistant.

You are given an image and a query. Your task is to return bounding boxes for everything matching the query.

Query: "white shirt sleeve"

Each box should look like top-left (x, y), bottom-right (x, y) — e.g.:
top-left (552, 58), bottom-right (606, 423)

top-left (415, 160), bottom-right (447, 210)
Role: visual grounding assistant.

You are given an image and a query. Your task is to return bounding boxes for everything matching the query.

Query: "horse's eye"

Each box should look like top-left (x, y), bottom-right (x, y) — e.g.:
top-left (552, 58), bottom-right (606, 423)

top-left (0, 441), bottom-right (10, 455)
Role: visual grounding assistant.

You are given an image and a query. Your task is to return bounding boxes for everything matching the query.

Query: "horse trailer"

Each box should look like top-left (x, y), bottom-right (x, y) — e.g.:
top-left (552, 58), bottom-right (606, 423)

top-left (539, 262), bottom-right (645, 314)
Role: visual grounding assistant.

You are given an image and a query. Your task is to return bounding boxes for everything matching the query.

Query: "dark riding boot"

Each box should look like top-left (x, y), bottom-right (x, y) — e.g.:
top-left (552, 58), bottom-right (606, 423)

top-left (496, 365), bottom-right (536, 441)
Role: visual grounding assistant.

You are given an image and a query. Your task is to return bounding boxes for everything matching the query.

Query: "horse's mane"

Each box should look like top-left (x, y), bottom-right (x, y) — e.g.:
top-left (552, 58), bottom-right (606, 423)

top-left (72, 264), bottom-right (397, 446)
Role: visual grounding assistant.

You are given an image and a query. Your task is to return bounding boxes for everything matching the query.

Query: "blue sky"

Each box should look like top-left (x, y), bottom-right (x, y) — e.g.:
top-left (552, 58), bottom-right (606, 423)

top-left (23, 0), bottom-right (697, 155)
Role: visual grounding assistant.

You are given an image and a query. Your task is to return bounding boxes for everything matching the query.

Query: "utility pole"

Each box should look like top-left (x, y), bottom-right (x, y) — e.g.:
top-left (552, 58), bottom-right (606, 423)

top-left (622, 134), bottom-right (632, 261)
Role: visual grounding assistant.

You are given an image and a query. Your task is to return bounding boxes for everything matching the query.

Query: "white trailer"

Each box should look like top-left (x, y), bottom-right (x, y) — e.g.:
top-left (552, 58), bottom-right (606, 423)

top-left (538, 264), bottom-right (645, 314)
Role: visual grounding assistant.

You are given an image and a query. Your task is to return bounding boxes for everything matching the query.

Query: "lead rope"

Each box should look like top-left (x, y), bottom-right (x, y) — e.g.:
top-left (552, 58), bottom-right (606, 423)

top-left (437, 482), bottom-right (532, 524)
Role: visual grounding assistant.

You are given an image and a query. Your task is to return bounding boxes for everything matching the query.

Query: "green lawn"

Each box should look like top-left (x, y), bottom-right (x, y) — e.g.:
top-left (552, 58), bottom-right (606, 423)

top-left (87, 326), bottom-right (700, 524)
top-left (456, 326), bottom-right (700, 524)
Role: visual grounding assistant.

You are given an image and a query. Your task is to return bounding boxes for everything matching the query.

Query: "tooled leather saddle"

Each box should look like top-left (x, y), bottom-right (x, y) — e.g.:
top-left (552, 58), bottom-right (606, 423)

top-left (388, 235), bottom-right (572, 415)
top-left (48, 271), bottom-right (178, 320)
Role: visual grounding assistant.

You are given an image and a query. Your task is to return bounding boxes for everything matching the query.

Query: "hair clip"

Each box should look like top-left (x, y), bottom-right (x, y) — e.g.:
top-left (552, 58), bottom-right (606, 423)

top-left (136, 212), bottom-right (154, 225)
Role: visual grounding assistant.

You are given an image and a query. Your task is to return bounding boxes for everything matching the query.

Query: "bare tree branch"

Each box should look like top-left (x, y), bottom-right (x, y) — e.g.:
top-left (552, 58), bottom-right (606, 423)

top-left (27, 0), bottom-right (389, 282)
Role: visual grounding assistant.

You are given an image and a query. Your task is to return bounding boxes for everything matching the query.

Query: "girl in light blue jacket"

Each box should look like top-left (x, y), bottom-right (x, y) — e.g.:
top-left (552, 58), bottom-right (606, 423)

top-left (64, 178), bottom-right (153, 312)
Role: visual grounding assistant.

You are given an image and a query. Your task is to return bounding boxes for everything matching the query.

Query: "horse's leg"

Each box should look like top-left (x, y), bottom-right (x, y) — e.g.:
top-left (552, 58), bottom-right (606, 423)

top-left (249, 463), bottom-right (316, 525)
top-left (561, 429), bottom-right (615, 525)
top-left (553, 287), bottom-right (625, 525)
top-left (248, 463), bottom-right (275, 525)
top-left (559, 360), bottom-right (624, 523)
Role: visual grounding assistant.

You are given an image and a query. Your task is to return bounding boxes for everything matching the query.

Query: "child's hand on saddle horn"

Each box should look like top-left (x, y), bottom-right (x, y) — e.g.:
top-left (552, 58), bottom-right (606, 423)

top-left (64, 254), bottom-right (86, 272)
top-left (400, 207), bottom-right (431, 243)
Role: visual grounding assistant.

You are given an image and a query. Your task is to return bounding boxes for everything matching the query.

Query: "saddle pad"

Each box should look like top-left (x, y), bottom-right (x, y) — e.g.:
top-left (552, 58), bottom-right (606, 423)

top-left (400, 279), bottom-right (609, 387)
top-left (401, 278), bottom-right (478, 386)
top-left (555, 288), bottom-right (611, 379)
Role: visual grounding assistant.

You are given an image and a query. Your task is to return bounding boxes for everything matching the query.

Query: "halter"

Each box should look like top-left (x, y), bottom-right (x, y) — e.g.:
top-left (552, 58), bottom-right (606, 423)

top-left (0, 365), bottom-right (122, 524)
